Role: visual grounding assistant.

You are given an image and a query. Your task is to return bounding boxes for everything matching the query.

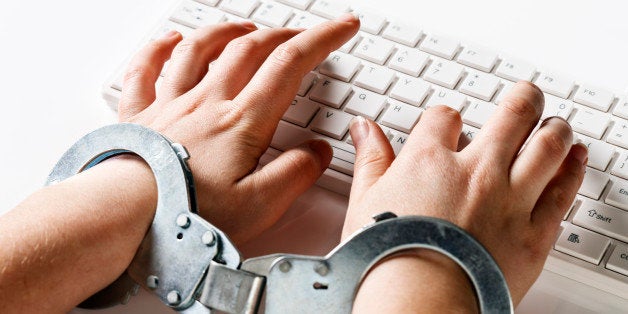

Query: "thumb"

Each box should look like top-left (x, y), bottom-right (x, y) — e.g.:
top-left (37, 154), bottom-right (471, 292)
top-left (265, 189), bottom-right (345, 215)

top-left (349, 116), bottom-right (395, 202)
top-left (242, 139), bottom-right (333, 222)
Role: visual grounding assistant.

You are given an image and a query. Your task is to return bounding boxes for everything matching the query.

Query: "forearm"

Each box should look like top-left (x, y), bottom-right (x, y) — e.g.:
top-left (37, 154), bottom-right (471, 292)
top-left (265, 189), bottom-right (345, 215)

top-left (0, 157), bottom-right (156, 313)
top-left (352, 250), bottom-right (478, 313)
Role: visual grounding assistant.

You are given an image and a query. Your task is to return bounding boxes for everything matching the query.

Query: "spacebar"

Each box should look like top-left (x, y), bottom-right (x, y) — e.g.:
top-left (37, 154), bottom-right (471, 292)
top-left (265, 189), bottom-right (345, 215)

top-left (271, 120), bottom-right (356, 176)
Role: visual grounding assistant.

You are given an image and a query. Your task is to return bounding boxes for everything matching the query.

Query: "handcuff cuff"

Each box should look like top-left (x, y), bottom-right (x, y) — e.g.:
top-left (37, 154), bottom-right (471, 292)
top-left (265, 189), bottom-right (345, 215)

top-left (46, 123), bottom-right (513, 313)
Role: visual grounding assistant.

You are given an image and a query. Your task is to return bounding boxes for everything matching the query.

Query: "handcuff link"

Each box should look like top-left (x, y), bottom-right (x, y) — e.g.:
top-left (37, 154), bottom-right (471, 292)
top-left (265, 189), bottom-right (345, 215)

top-left (47, 123), bottom-right (513, 313)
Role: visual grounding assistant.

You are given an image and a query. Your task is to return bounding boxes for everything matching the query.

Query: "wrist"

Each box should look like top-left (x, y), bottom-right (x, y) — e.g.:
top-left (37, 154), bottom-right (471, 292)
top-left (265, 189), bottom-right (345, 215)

top-left (353, 249), bottom-right (478, 313)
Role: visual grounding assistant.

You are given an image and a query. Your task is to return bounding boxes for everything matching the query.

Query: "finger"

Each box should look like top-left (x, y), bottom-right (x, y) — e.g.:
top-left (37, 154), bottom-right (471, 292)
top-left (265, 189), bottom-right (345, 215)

top-left (531, 143), bottom-right (587, 236)
top-left (197, 28), bottom-right (302, 100)
top-left (158, 21), bottom-right (257, 101)
top-left (511, 117), bottom-right (574, 199)
top-left (118, 31), bottom-right (182, 120)
top-left (469, 81), bottom-right (544, 169)
top-left (405, 105), bottom-right (463, 152)
top-left (239, 139), bottom-right (332, 225)
top-left (349, 116), bottom-right (395, 202)
top-left (234, 14), bottom-right (360, 130)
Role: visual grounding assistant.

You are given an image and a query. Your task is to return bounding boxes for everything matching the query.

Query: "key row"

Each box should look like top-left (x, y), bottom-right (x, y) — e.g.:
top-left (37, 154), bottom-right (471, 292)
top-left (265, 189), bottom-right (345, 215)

top-left (299, 66), bottom-right (628, 147)
top-left (171, 1), bottom-right (624, 112)
top-left (291, 75), bottom-right (628, 174)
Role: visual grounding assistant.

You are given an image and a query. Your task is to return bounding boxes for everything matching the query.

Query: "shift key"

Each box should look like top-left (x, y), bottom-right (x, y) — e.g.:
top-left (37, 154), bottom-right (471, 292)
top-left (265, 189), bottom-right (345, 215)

top-left (573, 199), bottom-right (628, 243)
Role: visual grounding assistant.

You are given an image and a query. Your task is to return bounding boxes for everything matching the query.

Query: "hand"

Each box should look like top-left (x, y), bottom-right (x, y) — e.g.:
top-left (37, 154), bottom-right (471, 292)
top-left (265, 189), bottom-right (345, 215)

top-left (345, 82), bottom-right (587, 307)
top-left (117, 16), bottom-right (359, 244)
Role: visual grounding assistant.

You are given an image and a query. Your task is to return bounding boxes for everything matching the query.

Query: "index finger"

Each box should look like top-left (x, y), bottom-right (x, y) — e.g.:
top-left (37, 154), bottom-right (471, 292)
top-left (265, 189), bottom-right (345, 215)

top-left (233, 13), bottom-right (360, 127)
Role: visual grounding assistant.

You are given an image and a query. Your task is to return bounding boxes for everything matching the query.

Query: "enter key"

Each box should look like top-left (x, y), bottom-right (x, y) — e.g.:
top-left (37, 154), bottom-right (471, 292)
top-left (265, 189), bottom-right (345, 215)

top-left (573, 199), bottom-right (628, 243)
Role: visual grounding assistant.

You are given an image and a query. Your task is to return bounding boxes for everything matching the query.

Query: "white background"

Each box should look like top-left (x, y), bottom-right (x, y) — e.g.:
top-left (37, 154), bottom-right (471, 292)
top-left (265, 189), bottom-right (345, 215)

top-left (0, 0), bottom-right (627, 312)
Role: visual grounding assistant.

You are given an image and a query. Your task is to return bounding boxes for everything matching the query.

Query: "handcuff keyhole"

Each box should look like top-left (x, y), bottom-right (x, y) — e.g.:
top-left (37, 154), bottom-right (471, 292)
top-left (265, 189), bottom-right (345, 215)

top-left (177, 233), bottom-right (183, 240)
top-left (312, 282), bottom-right (328, 290)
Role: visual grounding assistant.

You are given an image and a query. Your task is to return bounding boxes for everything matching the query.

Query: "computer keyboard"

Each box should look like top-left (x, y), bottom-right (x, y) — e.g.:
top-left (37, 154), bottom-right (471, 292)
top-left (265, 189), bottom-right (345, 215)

top-left (102, 0), bottom-right (628, 302)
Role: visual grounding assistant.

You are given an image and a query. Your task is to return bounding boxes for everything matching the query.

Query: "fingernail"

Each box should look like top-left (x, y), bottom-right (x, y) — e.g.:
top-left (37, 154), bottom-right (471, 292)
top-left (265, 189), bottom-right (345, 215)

top-left (307, 140), bottom-right (332, 171)
top-left (160, 30), bottom-right (180, 39)
top-left (238, 20), bottom-right (258, 30)
top-left (573, 142), bottom-right (589, 166)
top-left (350, 116), bottom-right (369, 147)
top-left (336, 12), bottom-right (360, 22)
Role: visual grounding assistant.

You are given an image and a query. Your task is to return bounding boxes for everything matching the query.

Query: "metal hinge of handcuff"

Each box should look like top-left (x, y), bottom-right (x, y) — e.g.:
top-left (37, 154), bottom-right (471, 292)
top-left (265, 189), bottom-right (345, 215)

top-left (46, 123), bottom-right (513, 314)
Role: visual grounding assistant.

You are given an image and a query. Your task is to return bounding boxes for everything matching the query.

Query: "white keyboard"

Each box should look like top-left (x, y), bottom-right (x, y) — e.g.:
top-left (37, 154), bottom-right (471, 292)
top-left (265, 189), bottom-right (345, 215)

top-left (102, 0), bottom-right (628, 302)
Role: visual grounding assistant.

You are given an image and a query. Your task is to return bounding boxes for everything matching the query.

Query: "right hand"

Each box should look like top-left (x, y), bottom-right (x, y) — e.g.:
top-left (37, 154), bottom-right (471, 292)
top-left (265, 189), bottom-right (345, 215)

top-left (344, 82), bottom-right (587, 307)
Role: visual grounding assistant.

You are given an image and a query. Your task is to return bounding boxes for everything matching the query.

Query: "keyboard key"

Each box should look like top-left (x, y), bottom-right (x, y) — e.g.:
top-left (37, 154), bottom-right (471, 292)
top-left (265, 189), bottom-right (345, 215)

top-left (611, 150), bottom-right (628, 180)
top-left (425, 88), bottom-right (466, 112)
top-left (353, 35), bottom-right (395, 65)
top-left (613, 97), bottom-right (628, 119)
top-left (389, 131), bottom-right (410, 155)
top-left (271, 120), bottom-right (316, 150)
top-left (153, 21), bottom-right (194, 39)
top-left (330, 145), bottom-right (355, 175)
top-left (606, 242), bottom-right (628, 276)
top-left (459, 71), bottom-right (500, 101)
top-left (389, 75), bottom-right (431, 106)
top-left (297, 72), bottom-right (317, 96)
top-left (495, 57), bottom-right (536, 82)
top-left (381, 21), bottom-right (422, 47)
top-left (542, 95), bottom-right (574, 120)
top-left (309, 78), bottom-right (352, 108)
top-left (574, 199), bottom-right (628, 242)
top-left (344, 87), bottom-right (387, 120)
top-left (461, 124), bottom-right (480, 141)
top-left (605, 177), bottom-right (628, 211)
top-left (196, 0), bottom-right (220, 6)
top-left (286, 11), bottom-right (326, 29)
top-left (251, 2), bottom-right (293, 27)
top-left (309, 0), bottom-right (349, 19)
top-left (574, 84), bottom-right (615, 112)
top-left (419, 34), bottom-right (460, 60)
top-left (318, 52), bottom-right (361, 82)
top-left (310, 107), bottom-right (353, 139)
top-left (494, 81), bottom-right (514, 104)
top-left (579, 167), bottom-right (610, 199)
top-left (423, 59), bottom-right (464, 89)
top-left (462, 100), bottom-right (497, 128)
top-left (576, 134), bottom-right (615, 171)
top-left (606, 118), bottom-right (628, 149)
top-left (354, 64), bottom-right (395, 94)
top-left (219, 0), bottom-right (260, 17)
top-left (338, 34), bottom-right (360, 53)
top-left (570, 107), bottom-right (611, 139)
top-left (555, 223), bottom-right (610, 265)
top-left (380, 100), bottom-right (423, 133)
top-left (276, 0), bottom-right (312, 10)
top-left (388, 48), bottom-right (430, 77)
top-left (534, 72), bottom-right (574, 99)
top-left (171, 1), bottom-right (225, 29)
top-left (456, 45), bottom-right (498, 72)
top-left (283, 97), bottom-right (320, 127)
top-left (356, 11), bottom-right (386, 34)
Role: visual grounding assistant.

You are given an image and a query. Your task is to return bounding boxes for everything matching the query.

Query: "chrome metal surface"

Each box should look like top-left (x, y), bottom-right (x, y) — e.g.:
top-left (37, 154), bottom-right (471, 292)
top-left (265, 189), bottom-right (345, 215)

top-left (243, 215), bottom-right (513, 314)
top-left (46, 123), bottom-right (241, 310)
top-left (198, 261), bottom-right (265, 314)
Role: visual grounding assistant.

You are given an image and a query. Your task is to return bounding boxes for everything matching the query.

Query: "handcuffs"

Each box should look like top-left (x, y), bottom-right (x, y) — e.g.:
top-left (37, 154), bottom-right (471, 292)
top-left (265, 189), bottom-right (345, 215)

top-left (46, 123), bottom-right (513, 313)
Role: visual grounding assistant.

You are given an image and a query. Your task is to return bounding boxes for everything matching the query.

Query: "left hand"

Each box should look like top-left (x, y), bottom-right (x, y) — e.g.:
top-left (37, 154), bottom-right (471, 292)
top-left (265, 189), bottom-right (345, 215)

top-left (116, 15), bottom-right (360, 244)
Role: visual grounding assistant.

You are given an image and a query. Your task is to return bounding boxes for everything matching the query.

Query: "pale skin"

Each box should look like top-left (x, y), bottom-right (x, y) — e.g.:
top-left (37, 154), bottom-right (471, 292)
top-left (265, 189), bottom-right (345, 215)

top-left (0, 13), bottom-right (586, 313)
